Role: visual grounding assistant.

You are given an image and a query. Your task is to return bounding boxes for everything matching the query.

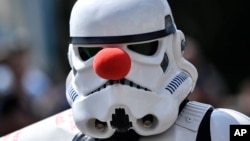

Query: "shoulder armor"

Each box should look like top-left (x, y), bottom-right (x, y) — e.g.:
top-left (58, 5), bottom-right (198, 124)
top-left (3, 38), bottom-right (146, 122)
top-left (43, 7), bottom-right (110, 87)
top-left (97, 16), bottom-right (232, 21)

top-left (176, 101), bottom-right (213, 131)
top-left (140, 101), bottom-right (213, 141)
top-left (210, 108), bottom-right (250, 141)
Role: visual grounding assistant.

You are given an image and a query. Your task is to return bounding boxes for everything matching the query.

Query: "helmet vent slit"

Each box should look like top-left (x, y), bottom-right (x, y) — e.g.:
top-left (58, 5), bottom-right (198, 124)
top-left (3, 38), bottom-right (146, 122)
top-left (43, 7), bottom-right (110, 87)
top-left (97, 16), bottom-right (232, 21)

top-left (165, 72), bottom-right (188, 94)
top-left (68, 86), bottom-right (79, 101)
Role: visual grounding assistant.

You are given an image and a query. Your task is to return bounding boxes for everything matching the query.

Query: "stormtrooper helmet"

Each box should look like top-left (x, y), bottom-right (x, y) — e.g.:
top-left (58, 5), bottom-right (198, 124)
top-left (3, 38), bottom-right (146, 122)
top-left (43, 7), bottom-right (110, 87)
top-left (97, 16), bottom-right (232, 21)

top-left (66, 0), bottom-right (198, 138)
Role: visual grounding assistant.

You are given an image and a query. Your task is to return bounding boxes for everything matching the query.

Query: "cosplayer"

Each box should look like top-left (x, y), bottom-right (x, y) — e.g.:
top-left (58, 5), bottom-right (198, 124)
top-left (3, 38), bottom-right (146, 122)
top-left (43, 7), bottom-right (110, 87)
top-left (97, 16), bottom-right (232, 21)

top-left (66, 0), bottom-right (250, 140)
top-left (0, 0), bottom-right (249, 141)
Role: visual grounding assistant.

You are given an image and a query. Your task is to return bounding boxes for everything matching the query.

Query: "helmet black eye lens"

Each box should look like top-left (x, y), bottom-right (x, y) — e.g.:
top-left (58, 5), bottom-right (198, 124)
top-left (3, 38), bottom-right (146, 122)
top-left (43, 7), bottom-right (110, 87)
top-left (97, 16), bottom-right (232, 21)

top-left (78, 47), bottom-right (102, 61)
top-left (128, 41), bottom-right (158, 56)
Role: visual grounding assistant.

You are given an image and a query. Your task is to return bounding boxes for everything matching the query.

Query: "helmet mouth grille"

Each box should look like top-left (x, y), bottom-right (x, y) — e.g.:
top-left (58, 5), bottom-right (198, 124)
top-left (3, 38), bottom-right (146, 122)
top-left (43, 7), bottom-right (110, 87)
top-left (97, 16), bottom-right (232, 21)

top-left (67, 78), bottom-right (152, 102)
top-left (87, 78), bottom-right (151, 96)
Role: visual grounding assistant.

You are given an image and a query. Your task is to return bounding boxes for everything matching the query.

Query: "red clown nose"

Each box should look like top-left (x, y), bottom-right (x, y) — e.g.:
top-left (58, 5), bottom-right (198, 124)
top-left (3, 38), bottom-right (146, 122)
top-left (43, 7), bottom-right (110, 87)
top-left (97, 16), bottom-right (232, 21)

top-left (93, 48), bottom-right (131, 80)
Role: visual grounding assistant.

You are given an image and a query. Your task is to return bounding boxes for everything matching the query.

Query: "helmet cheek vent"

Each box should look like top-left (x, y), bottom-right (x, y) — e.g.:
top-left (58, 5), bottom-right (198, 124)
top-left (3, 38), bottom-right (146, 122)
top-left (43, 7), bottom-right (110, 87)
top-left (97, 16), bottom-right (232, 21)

top-left (136, 114), bottom-right (159, 131)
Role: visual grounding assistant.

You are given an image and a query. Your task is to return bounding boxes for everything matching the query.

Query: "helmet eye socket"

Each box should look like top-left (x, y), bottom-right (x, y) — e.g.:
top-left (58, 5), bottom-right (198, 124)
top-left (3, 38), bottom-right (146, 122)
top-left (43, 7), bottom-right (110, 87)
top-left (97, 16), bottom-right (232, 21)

top-left (78, 47), bottom-right (103, 61)
top-left (127, 41), bottom-right (158, 56)
top-left (77, 40), bottom-right (158, 61)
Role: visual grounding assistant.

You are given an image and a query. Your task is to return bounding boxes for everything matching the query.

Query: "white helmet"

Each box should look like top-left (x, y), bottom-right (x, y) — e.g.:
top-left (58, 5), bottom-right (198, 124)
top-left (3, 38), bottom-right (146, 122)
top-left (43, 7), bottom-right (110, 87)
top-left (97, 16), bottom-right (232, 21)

top-left (66, 0), bottom-right (197, 139)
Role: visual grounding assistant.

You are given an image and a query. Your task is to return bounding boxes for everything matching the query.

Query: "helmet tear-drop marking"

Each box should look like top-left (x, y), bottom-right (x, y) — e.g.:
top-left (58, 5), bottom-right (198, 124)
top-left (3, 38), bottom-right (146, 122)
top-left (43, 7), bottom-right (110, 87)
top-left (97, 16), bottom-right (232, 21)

top-left (72, 67), bottom-right (77, 76)
top-left (160, 53), bottom-right (169, 72)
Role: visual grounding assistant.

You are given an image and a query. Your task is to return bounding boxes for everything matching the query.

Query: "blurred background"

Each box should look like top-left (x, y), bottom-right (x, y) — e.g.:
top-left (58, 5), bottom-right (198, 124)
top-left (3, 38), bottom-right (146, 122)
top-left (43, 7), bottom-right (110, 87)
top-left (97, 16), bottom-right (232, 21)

top-left (0, 0), bottom-right (249, 137)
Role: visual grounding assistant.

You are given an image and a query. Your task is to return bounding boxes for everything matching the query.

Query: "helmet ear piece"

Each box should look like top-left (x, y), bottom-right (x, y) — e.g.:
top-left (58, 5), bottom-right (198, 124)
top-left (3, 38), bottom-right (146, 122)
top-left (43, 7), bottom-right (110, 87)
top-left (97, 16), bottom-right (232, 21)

top-left (181, 39), bottom-right (186, 53)
top-left (172, 30), bottom-right (198, 92)
top-left (65, 71), bottom-right (74, 106)
top-left (172, 30), bottom-right (185, 59)
top-left (67, 44), bottom-right (74, 68)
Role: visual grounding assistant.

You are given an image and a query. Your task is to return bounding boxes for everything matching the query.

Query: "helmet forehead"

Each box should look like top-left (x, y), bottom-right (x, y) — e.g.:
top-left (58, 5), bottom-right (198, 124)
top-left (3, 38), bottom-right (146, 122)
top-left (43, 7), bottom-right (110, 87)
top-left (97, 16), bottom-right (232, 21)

top-left (70, 0), bottom-right (173, 37)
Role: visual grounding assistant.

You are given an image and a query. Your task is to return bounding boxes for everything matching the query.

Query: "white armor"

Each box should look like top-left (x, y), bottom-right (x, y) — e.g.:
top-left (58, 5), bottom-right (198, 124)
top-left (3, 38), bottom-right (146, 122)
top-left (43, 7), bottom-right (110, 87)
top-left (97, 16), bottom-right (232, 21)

top-left (141, 101), bottom-right (250, 141)
top-left (0, 101), bottom-right (249, 141)
top-left (0, 0), bottom-right (249, 141)
top-left (66, 0), bottom-right (197, 138)
top-left (65, 0), bottom-right (250, 140)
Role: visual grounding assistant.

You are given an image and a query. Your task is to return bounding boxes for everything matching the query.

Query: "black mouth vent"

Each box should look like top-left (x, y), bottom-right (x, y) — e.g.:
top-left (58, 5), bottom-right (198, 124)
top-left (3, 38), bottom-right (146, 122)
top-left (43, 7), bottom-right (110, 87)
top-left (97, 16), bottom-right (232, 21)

top-left (110, 108), bottom-right (132, 133)
top-left (88, 78), bottom-right (151, 95)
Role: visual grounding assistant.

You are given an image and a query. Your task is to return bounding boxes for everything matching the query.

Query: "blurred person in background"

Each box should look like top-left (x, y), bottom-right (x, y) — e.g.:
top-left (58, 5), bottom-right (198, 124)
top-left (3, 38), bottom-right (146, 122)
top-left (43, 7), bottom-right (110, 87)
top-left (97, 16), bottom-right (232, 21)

top-left (0, 0), bottom-right (71, 136)
top-left (0, 33), bottom-right (37, 136)
top-left (183, 36), bottom-right (229, 108)
top-left (0, 31), bottom-right (69, 136)
top-left (234, 78), bottom-right (250, 116)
